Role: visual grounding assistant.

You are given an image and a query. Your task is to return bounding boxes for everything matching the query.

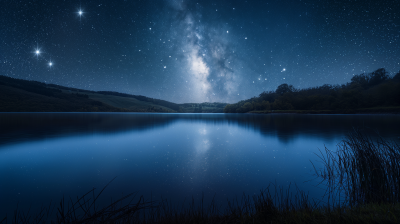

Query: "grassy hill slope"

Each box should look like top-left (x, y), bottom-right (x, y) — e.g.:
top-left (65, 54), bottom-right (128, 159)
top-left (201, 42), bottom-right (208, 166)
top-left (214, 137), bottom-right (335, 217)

top-left (0, 75), bottom-right (177, 112)
top-left (0, 75), bottom-right (227, 112)
top-left (66, 90), bottom-right (176, 112)
top-left (0, 84), bottom-right (125, 112)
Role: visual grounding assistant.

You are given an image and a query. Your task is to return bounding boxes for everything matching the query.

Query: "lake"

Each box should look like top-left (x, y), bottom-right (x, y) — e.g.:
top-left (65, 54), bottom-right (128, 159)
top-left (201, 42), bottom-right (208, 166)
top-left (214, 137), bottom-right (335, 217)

top-left (1, 113), bottom-right (399, 217)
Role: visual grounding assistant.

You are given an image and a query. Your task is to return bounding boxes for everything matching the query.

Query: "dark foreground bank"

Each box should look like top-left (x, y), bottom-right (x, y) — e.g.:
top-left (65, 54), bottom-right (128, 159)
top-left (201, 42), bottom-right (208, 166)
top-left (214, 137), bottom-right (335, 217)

top-left (2, 128), bottom-right (400, 224)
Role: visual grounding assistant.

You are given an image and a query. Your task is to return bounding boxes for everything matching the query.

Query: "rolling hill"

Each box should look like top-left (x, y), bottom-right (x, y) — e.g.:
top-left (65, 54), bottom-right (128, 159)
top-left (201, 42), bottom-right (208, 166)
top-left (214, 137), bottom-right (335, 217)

top-left (0, 75), bottom-right (227, 112)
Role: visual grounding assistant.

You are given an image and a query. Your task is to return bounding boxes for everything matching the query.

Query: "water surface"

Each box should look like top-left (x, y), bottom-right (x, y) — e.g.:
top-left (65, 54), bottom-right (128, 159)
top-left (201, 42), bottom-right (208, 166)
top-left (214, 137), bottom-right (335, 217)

top-left (1, 113), bottom-right (399, 216)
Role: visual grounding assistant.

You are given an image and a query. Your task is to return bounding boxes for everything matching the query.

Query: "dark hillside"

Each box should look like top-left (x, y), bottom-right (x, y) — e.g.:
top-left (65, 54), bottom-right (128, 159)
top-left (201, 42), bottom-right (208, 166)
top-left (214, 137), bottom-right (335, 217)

top-left (179, 102), bottom-right (227, 113)
top-left (97, 91), bottom-right (181, 111)
top-left (0, 75), bottom-right (131, 112)
top-left (0, 84), bottom-right (126, 112)
top-left (0, 75), bottom-right (225, 113)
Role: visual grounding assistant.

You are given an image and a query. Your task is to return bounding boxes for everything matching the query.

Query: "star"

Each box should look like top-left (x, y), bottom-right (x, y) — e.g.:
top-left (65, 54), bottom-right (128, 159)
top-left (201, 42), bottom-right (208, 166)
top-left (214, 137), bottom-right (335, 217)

top-left (48, 61), bottom-right (53, 67)
top-left (77, 8), bottom-right (84, 20)
top-left (34, 48), bottom-right (41, 59)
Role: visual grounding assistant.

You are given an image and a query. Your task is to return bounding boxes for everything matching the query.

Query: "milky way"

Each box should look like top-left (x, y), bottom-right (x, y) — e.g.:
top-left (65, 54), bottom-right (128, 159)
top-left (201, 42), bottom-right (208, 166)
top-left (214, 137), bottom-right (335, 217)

top-left (1, 0), bottom-right (400, 103)
top-left (165, 0), bottom-right (243, 102)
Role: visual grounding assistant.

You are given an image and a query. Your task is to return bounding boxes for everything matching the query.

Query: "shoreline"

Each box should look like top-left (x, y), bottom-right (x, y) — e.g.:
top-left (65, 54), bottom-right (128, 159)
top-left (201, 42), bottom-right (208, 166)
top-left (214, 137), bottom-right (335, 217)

top-left (3, 187), bottom-right (400, 224)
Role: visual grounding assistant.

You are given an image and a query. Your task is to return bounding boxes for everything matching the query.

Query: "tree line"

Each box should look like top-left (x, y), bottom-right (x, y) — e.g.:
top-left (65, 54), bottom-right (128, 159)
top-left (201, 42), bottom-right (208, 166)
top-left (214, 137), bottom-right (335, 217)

top-left (224, 68), bottom-right (400, 113)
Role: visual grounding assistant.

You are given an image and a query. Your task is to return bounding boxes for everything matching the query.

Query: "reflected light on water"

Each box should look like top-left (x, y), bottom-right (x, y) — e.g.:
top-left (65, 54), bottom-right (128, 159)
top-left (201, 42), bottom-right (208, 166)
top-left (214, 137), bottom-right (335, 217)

top-left (0, 113), bottom-right (399, 217)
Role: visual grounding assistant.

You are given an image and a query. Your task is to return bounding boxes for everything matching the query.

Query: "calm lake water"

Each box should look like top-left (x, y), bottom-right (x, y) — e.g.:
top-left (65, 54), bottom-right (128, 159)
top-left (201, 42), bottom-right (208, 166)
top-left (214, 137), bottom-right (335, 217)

top-left (1, 113), bottom-right (400, 216)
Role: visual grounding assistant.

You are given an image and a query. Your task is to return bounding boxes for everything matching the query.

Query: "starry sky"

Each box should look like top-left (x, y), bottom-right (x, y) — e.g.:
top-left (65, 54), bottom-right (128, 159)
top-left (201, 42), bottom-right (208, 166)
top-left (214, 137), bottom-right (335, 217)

top-left (1, 0), bottom-right (400, 103)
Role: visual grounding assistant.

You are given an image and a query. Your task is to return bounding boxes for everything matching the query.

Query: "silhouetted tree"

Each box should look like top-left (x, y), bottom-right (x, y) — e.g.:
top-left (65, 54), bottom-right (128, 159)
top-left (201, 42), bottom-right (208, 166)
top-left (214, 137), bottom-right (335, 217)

top-left (262, 101), bottom-right (271, 110)
top-left (393, 71), bottom-right (400, 82)
top-left (276, 84), bottom-right (295, 95)
top-left (368, 68), bottom-right (389, 87)
top-left (242, 102), bottom-right (253, 111)
top-left (351, 73), bottom-right (369, 88)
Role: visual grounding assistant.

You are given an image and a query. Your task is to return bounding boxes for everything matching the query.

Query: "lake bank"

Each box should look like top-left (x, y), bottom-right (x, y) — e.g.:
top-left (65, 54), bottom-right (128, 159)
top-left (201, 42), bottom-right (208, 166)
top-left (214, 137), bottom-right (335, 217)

top-left (4, 186), bottom-right (400, 224)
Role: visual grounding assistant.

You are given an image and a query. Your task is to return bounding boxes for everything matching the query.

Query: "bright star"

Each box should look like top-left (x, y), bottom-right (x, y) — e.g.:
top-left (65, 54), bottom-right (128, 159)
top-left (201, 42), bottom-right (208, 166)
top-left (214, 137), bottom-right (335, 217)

top-left (34, 47), bottom-right (41, 59)
top-left (77, 8), bottom-right (84, 20)
top-left (49, 62), bottom-right (53, 67)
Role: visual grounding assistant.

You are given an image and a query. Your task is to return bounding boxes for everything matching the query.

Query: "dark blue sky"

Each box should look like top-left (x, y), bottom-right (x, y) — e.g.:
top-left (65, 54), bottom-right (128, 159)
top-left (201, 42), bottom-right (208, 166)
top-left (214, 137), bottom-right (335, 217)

top-left (1, 0), bottom-right (399, 103)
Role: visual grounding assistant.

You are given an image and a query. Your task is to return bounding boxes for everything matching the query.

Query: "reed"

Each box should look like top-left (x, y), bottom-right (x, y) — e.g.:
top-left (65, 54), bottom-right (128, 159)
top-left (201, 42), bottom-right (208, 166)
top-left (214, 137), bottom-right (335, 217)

top-left (1, 178), bottom-right (154, 224)
top-left (311, 128), bottom-right (400, 207)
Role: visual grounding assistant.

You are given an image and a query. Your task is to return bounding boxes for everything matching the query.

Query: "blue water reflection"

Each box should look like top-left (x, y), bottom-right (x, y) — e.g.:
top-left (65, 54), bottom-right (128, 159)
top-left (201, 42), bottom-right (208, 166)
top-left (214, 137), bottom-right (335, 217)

top-left (0, 113), bottom-right (399, 217)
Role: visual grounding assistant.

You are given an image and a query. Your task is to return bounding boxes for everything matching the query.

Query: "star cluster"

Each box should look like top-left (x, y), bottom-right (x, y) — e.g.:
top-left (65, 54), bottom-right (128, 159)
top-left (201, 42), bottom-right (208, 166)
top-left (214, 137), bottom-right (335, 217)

top-left (1, 0), bottom-right (399, 103)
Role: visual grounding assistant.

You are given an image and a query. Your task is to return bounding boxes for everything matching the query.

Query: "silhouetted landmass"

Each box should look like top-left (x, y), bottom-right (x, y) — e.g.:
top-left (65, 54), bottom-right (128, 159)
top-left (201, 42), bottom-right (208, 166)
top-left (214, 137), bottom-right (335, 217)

top-left (224, 68), bottom-right (400, 113)
top-left (97, 91), bottom-right (181, 111)
top-left (179, 102), bottom-right (227, 113)
top-left (0, 76), bottom-right (127, 112)
top-left (0, 75), bottom-right (174, 112)
top-left (88, 91), bottom-right (227, 113)
top-left (0, 75), bottom-right (226, 112)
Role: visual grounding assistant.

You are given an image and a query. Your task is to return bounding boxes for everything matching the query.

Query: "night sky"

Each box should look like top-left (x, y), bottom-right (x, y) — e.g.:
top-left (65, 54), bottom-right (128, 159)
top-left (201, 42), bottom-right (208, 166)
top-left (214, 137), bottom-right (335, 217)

top-left (1, 0), bottom-right (400, 103)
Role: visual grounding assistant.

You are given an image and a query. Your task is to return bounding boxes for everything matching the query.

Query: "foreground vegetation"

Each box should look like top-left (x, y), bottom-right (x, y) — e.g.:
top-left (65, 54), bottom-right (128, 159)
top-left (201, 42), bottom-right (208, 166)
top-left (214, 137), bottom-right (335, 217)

top-left (224, 68), bottom-right (400, 113)
top-left (2, 128), bottom-right (400, 223)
